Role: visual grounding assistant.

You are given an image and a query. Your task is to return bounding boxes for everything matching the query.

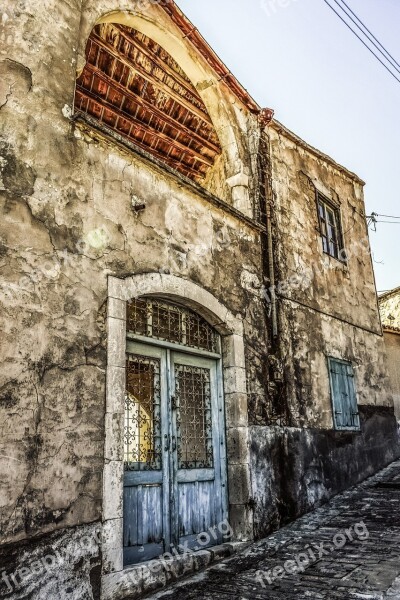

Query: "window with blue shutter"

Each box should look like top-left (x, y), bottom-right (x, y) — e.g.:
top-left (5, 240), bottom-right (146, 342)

top-left (328, 358), bottom-right (360, 431)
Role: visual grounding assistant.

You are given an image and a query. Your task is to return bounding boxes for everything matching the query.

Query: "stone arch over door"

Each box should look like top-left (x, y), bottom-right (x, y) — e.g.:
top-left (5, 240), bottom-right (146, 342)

top-left (103, 273), bottom-right (252, 576)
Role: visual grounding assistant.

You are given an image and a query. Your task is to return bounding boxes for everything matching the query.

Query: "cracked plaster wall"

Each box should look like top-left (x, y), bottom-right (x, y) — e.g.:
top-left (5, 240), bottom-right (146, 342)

top-left (0, 0), bottom-right (267, 554)
top-left (246, 125), bottom-right (400, 544)
top-left (0, 522), bottom-right (101, 600)
top-left (380, 291), bottom-right (400, 329)
top-left (264, 125), bottom-right (392, 429)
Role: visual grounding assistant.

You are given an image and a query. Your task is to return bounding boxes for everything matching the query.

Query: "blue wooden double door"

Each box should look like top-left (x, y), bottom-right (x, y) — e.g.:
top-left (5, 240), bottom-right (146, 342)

top-left (123, 340), bottom-right (228, 565)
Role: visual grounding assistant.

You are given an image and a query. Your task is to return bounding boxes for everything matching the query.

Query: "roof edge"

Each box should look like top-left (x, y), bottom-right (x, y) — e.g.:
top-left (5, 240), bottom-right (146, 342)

top-left (379, 286), bottom-right (400, 301)
top-left (269, 119), bottom-right (365, 186)
top-left (383, 326), bottom-right (400, 334)
top-left (160, 1), bottom-right (261, 114)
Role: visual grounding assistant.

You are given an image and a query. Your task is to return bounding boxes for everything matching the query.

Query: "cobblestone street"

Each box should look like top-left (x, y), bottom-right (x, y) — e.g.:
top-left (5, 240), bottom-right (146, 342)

top-left (148, 460), bottom-right (400, 600)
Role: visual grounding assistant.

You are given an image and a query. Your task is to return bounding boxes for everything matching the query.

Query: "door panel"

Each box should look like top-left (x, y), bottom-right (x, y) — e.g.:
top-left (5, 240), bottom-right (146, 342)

top-left (123, 342), bottom-right (170, 565)
top-left (171, 353), bottom-right (225, 550)
top-left (123, 484), bottom-right (164, 564)
top-left (175, 361), bottom-right (214, 469)
top-left (178, 480), bottom-right (215, 537)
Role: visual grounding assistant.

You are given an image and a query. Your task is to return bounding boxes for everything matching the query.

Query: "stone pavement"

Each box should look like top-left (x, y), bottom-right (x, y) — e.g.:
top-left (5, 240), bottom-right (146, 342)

top-left (147, 460), bottom-right (400, 599)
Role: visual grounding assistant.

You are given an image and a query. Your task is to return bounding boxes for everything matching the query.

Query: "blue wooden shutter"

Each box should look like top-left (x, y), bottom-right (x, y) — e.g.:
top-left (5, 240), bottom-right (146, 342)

top-left (344, 362), bottom-right (360, 429)
top-left (329, 358), bottom-right (359, 430)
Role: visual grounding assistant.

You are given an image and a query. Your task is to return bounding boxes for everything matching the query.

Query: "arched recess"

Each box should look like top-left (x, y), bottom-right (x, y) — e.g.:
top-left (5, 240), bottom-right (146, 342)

top-left (75, 21), bottom-right (222, 181)
top-left (103, 273), bottom-right (253, 578)
top-left (74, 5), bottom-right (251, 211)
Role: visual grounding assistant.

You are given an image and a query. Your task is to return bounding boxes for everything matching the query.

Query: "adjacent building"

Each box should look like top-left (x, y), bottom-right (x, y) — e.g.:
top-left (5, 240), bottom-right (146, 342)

top-left (379, 288), bottom-right (400, 419)
top-left (1, 1), bottom-right (398, 598)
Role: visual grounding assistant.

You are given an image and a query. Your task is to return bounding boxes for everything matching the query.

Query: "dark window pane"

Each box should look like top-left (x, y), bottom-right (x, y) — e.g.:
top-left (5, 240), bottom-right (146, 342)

top-left (318, 195), bottom-right (344, 260)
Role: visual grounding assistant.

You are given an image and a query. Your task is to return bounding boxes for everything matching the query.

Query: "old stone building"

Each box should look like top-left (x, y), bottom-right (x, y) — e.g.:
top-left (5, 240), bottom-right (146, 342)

top-left (1, 1), bottom-right (398, 598)
top-left (379, 288), bottom-right (400, 419)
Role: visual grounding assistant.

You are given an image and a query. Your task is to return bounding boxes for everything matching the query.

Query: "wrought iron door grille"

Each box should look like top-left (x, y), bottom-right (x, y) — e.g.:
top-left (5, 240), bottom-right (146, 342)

top-left (127, 298), bottom-right (218, 353)
top-left (124, 354), bottom-right (162, 471)
top-left (175, 364), bottom-right (214, 469)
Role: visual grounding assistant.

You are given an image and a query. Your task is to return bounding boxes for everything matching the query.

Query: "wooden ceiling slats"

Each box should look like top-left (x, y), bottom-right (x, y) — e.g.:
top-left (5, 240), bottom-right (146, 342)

top-left (91, 33), bottom-right (213, 127)
top-left (82, 61), bottom-right (219, 156)
top-left (114, 25), bottom-right (205, 109)
top-left (75, 23), bottom-right (222, 181)
top-left (75, 87), bottom-right (214, 168)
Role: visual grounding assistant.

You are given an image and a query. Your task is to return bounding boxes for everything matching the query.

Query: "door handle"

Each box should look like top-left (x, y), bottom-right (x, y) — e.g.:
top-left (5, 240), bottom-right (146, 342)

top-left (172, 436), bottom-right (177, 452)
top-left (164, 434), bottom-right (170, 451)
top-left (171, 395), bottom-right (177, 410)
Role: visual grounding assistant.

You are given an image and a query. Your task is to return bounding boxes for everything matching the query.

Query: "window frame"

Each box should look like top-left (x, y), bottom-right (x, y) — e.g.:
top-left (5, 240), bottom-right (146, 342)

top-left (317, 192), bottom-right (345, 262)
top-left (327, 357), bottom-right (360, 431)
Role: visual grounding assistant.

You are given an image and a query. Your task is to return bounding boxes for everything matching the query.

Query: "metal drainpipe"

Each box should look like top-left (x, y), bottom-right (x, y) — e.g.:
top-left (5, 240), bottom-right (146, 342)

top-left (263, 152), bottom-right (278, 340)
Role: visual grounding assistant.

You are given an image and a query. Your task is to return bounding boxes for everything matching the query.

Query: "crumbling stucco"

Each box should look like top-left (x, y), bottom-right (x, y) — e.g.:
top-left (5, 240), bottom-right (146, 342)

top-left (0, 0), bottom-right (267, 550)
top-left (260, 123), bottom-right (391, 429)
top-left (1, 1), bottom-right (399, 599)
top-left (0, 522), bottom-right (101, 600)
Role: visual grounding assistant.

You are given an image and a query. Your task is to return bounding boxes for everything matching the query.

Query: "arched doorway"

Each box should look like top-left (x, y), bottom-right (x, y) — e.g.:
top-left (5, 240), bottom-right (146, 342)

top-left (103, 273), bottom-right (252, 580)
top-left (123, 297), bottom-right (228, 565)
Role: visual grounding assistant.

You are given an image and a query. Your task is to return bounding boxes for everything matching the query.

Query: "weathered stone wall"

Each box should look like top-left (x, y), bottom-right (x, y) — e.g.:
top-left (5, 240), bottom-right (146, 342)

top-left (0, 0), bottom-right (267, 553)
top-left (250, 406), bottom-right (400, 540)
top-left (383, 332), bottom-right (400, 419)
top-left (263, 123), bottom-right (390, 428)
top-left (380, 290), bottom-right (400, 329)
top-left (245, 123), bottom-right (400, 541)
top-left (0, 523), bottom-right (101, 600)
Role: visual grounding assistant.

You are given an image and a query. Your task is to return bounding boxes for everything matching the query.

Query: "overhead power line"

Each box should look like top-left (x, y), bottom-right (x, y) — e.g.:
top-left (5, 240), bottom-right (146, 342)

top-left (332, 0), bottom-right (400, 75)
top-left (375, 214), bottom-right (400, 219)
top-left (366, 213), bottom-right (400, 231)
top-left (322, 0), bottom-right (400, 85)
top-left (376, 221), bottom-right (400, 224)
top-left (337, 0), bottom-right (400, 71)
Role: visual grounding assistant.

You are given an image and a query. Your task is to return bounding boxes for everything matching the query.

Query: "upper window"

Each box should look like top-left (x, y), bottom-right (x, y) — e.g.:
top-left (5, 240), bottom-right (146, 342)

top-left (328, 358), bottom-right (360, 431)
top-left (317, 193), bottom-right (344, 261)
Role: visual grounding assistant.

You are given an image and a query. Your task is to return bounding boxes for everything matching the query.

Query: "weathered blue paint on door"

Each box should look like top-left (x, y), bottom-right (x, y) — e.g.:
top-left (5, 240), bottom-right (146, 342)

top-left (123, 341), bottom-right (227, 566)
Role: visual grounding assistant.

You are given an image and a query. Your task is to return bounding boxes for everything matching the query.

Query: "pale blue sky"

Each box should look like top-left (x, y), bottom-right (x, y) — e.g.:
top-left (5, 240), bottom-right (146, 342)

top-left (177, 0), bottom-right (400, 292)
